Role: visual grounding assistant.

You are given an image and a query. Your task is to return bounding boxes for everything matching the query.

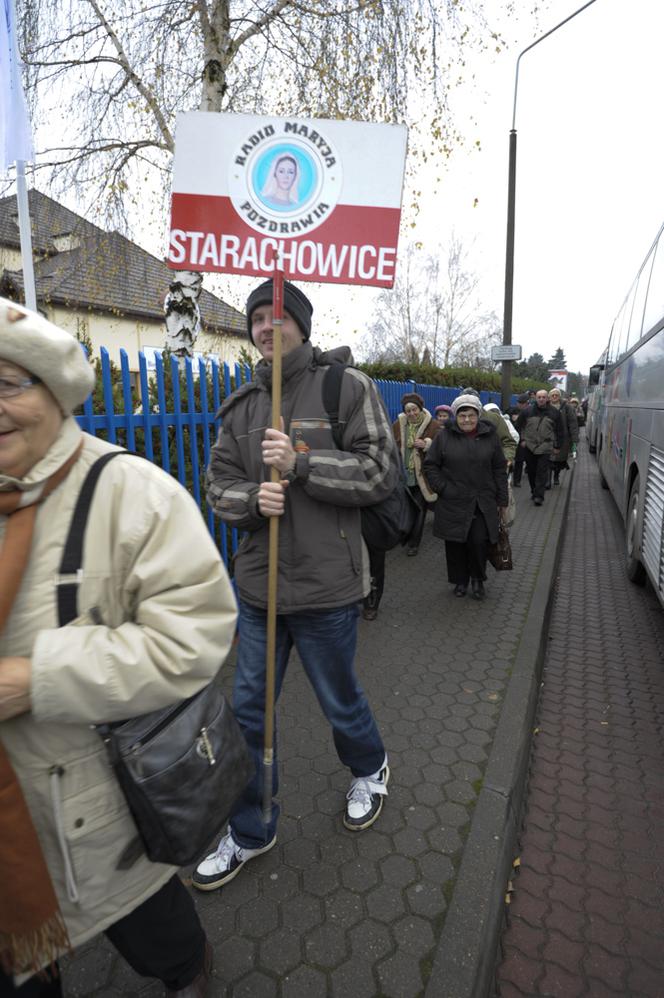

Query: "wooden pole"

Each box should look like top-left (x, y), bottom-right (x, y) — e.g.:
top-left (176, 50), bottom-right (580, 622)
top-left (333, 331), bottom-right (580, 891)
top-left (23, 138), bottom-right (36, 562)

top-left (262, 266), bottom-right (284, 825)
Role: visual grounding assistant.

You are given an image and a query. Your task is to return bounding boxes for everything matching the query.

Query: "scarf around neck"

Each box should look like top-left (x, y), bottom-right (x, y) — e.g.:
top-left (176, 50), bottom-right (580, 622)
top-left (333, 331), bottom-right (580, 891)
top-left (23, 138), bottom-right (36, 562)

top-left (0, 439), bottom-right (83, 976)
top-left (405, 414), bottom-right (424, 471)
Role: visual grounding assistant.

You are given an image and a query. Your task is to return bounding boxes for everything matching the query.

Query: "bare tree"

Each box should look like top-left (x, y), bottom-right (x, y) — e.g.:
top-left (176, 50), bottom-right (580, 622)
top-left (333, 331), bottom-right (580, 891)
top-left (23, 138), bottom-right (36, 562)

top-left (14, 0), bottom-right (509, 351)
top-left (362, 235), bottom-right (500, 368)
top-left (363, 244), bottom-right (428, 363)
top-left (17, 2), bottom-right (510, 213)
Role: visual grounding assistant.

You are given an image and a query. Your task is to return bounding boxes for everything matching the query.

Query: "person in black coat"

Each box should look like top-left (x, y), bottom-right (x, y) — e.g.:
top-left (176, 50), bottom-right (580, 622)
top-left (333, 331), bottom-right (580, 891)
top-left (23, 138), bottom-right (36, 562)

top-left (423, 394), bottom-right (509, 601)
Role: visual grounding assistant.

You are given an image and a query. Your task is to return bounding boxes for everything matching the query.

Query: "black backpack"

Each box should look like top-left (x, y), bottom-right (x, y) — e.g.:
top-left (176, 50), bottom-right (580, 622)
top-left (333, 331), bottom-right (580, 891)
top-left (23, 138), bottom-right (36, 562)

top-left (322, 363), bottom-right (422, 551)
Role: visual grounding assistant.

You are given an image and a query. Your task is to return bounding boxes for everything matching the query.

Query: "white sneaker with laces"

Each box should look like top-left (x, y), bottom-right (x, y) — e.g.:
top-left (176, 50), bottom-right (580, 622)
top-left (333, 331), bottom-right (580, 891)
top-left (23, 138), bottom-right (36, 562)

top-left (192, 828), bottom-right (276, 891)
top-left (343, 760), bottom-right (390, 831)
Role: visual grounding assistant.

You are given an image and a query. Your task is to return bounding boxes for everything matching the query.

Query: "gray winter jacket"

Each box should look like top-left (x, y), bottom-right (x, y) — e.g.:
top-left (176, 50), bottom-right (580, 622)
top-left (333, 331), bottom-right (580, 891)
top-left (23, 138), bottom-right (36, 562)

top-left (206, 342), bottom-right (398, 612)
top-left (516, 403), bottom-right (563, 456)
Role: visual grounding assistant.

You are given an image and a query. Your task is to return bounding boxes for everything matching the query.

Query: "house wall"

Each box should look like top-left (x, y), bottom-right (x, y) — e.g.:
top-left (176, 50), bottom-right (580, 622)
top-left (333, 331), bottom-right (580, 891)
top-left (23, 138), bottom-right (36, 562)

top-left (46, 305), bottom-right (249, 370)
top-left (197, 330), bottom-right (258, 365)
top-left (0, 247), bottom-right (23, 271)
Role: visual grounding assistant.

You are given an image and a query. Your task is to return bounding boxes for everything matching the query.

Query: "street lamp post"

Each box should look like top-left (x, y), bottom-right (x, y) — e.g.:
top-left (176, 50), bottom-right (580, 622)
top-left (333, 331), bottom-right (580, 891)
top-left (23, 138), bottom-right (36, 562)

top-left (501, 0), bottom-right (599, 409)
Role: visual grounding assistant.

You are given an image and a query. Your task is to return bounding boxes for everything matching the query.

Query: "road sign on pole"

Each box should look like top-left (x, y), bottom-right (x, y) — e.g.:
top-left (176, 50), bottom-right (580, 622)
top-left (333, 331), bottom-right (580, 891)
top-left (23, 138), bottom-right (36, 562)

top-left (492, 344), bottom-right (522, 362)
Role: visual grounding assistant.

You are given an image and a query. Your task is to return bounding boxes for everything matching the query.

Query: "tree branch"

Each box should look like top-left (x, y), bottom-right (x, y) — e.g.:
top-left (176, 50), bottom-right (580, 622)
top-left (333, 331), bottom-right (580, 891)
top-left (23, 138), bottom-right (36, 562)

top-left (35, 138), bottom-right (167, 169)
top-left (230, 0), bottom-right (295, 55)
top-left (84, 0), bottom-right (175, 151)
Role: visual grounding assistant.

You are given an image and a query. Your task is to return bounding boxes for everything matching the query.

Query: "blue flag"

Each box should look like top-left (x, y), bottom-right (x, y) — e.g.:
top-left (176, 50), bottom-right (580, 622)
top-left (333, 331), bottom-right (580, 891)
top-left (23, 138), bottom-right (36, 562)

top-left (0, 0), bottom-right (33, 172)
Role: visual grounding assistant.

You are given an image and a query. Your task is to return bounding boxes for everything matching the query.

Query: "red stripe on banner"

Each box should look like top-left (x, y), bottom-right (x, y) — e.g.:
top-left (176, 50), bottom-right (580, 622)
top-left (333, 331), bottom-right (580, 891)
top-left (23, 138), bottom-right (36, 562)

top-left (168, 194), bottom-right (402, 287)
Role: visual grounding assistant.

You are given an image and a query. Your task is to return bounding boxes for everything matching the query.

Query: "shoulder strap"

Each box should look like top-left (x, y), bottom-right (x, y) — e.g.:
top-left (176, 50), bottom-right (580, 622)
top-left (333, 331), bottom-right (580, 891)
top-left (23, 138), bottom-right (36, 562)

top-left (322, 363), bottom-right (347, 450)
top-left (57, 451), bottom-right (137, 626)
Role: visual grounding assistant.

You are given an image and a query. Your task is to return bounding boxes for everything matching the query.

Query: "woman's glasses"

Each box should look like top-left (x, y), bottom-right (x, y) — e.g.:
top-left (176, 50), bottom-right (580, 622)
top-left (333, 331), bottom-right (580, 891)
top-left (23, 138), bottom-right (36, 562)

top-left (0, 376), bottom-right (42, 398)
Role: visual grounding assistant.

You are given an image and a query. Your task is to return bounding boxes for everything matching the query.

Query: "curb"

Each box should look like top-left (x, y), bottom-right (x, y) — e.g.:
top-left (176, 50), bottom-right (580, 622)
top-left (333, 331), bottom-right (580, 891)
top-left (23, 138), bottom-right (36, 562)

top-left (425, 467), bottom-right (575, 998)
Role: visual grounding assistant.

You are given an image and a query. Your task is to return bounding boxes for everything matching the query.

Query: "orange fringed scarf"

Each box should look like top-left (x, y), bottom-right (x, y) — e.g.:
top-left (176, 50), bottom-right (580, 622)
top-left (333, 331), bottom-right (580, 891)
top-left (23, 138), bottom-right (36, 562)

top-left (0, 741), bottom-right (71, 975)
top-left (0, 443), bottom-right (82, 975)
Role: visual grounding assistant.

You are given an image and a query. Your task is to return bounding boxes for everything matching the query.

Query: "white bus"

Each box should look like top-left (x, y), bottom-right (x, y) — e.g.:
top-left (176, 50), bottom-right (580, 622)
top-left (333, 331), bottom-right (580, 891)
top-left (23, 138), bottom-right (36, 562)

top-left (589, 221), bottom-right (664, 606)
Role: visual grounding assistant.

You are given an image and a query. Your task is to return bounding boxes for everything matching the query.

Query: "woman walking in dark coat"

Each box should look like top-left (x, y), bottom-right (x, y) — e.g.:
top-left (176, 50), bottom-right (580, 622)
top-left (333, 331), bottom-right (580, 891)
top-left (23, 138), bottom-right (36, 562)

top-left (423, 393), bottom-right (509, 600)
top-left (548, 387), bottom-right (579, 486)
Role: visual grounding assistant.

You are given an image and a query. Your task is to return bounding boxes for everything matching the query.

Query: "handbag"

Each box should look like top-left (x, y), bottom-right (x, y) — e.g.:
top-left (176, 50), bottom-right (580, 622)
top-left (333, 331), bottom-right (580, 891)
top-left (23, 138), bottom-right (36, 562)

top-left (323, 362), bottom-right (421, 551)
top-left (488, 522), bottom-right (513, 571)
top-left (57, 451), bottom-right (254, 866)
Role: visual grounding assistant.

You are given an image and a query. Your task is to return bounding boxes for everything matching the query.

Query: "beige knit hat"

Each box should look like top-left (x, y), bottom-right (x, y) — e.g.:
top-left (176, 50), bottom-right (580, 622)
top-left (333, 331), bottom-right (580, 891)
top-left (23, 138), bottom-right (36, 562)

top-left (451, 393), bottom-right (482, 416)
top-left (0, 298), bottom-right (95, 414)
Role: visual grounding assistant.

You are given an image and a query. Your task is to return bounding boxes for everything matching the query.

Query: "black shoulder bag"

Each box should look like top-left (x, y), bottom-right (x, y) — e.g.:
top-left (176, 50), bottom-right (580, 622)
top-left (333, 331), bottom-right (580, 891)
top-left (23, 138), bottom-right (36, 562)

top-left (57, 451), bottom-right (254, 867)
top-left (322, 363), bottom-right (422, 552)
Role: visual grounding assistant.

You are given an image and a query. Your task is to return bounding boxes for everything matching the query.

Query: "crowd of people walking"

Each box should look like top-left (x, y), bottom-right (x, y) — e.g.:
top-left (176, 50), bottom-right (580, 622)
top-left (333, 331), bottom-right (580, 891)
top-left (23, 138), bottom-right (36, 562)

top-left (0, 279), bottom-right (582, 997)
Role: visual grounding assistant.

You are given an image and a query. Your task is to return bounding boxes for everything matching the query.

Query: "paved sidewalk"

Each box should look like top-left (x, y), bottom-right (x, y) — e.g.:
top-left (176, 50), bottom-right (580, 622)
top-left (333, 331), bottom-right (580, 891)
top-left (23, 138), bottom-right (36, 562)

top-left (61, 470), bottom-right (571, 997)
top-left (495, 444), bottom-right (664, 996)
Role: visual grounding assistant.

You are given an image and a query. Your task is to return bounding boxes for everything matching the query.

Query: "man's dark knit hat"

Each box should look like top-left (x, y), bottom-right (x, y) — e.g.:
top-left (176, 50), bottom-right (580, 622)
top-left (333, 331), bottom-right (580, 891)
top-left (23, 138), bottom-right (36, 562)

top-left (401, 393), bottom-right (425, 411)
top-left (246, 279), bottom-right (313, 344)
top-left (517, 393), bottom-right (530, 403)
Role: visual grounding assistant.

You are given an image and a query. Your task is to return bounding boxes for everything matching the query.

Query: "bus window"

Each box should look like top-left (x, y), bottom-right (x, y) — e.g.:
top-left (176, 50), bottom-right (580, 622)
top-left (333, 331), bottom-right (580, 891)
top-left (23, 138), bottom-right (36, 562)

top-left (626, 247), bottom-right (655, 352)
top-left (606, 318), bottom-right (618, 366)
top-left (643, 231), bottom-right (664, 337)
top-left (610, 292), bottom-right (633, 363)
top-left (588, 364), bottom-right (604, 387)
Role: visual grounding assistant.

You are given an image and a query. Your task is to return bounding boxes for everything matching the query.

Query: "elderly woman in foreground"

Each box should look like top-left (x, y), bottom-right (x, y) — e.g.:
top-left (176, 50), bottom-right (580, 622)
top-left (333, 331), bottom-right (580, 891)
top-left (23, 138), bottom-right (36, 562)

top-left (423, 393), bottom-right (508, 601)
top-left (0, 300), bottom-right (237, 997)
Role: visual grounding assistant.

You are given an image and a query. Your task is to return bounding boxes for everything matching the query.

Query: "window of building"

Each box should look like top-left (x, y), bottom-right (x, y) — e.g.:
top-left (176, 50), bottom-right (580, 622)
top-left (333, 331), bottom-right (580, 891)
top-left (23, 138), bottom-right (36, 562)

top-left (142, 346), bottom-right (163, 371)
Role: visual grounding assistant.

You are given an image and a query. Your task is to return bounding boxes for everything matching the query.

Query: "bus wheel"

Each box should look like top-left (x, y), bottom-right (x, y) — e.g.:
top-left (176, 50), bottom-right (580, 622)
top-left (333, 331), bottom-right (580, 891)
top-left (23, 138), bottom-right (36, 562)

top-left (626, 476), bottom-right (647, 585)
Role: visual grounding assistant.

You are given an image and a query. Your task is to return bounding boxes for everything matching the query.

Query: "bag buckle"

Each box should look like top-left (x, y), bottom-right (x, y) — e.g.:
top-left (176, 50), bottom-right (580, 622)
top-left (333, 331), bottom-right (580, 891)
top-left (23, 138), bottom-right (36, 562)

top-left (196, 727), bottom-right (216, 766)
top-left (55, 570), bottom-right (84, 587)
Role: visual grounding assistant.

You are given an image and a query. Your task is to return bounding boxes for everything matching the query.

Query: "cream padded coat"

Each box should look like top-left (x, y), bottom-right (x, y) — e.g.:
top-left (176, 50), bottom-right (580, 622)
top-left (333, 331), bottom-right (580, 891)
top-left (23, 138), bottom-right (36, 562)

top-left (0, 418), bottom-right (237, 960)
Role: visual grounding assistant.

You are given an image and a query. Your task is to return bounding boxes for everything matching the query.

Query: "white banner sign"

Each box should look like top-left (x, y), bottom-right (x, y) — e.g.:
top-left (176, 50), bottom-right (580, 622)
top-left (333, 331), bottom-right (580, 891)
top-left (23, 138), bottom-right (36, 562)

top-left (0, 0), bottom-right (33, 172)
top-left (168, 112), bottom-right (408, 288)
top-left (548, 369), bottom-right (568, 392)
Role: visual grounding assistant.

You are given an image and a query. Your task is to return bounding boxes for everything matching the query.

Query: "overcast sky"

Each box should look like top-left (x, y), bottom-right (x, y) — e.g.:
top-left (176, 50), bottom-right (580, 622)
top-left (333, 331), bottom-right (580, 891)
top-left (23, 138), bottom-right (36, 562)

top-left (418, 0), bottom-right (664, 375)
top-left (311, 0), bottom-right (664, 377)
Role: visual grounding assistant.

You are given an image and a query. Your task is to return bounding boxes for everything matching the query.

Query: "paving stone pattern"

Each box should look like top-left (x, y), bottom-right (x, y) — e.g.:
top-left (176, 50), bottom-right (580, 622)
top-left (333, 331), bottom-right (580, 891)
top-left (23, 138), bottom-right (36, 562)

top-left (495, 444), bottom-right (664, 997)
top-left (61, 473), bottom-right (568, 997)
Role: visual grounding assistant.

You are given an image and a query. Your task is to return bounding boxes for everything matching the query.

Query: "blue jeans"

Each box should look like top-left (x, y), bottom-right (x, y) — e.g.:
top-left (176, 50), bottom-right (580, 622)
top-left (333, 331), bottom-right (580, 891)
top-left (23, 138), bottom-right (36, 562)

top-left (230, 600), bottom-right (385, 848)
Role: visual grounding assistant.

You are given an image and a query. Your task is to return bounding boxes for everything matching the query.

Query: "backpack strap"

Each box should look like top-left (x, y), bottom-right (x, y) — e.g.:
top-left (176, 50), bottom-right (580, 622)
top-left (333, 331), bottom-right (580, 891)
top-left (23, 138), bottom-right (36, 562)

top-left (57, 451), bottom-right (138, 626)
top-left (322, 362), bottom-right (347, 450)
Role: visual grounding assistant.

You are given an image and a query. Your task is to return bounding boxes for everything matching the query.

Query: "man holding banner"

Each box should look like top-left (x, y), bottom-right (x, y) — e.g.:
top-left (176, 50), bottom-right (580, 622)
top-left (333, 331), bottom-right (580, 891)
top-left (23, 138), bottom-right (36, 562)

top-left (193, 278), bottom-right (397, 892)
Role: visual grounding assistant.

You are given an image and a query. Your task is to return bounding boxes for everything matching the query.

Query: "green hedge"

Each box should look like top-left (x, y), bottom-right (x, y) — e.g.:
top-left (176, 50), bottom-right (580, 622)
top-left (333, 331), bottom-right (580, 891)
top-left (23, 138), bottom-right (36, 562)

top-left (356, 360), bottom-right (548, 394)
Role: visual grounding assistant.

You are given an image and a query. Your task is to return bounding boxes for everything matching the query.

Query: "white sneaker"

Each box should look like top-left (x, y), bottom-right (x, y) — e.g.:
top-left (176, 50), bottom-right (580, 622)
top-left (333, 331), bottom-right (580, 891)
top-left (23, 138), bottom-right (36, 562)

top-left (192, 828), bottom-right (276, 891)
top-left (343, 760), bottom-right (390, 831)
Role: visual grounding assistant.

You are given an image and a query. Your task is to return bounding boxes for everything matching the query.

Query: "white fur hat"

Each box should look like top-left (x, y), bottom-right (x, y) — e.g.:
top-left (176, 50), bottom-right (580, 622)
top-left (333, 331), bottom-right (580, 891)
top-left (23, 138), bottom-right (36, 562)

top-left (0, 298), bottom-right (95, 414)
top-left (452, 393), bottom-right (482, 416)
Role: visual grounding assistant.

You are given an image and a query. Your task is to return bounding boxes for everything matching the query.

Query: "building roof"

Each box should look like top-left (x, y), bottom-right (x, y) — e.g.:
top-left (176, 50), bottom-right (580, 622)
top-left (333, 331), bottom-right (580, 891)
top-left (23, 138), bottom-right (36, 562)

top-left (0, 189), bottom-right (246, 336)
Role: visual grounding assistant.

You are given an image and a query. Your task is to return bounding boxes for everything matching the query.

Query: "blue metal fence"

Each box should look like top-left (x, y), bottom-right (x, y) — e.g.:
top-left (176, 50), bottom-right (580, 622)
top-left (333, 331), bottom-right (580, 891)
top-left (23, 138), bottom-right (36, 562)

top-left (375, 379), bottom-right (502, 421)
top-left (75, 349), bottom-right (504, 564)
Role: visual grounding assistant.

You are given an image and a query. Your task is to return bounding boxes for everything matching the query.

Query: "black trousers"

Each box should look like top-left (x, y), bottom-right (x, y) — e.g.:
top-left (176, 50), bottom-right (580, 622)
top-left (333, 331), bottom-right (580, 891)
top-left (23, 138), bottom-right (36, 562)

top-left (1, 875), bottom-right (206, 995)
top-left (407, 485), bottom-right (427, 549)
top-left (524, 449), bottom-right (550, 500)
top-left (363, 545), bottom-right (386, 611)
top-left (513, 442), bottom-right (526, 484)
top-left (444, 507), bottom-right (490, 584)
